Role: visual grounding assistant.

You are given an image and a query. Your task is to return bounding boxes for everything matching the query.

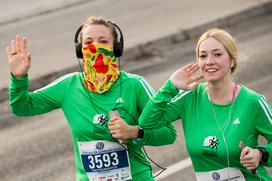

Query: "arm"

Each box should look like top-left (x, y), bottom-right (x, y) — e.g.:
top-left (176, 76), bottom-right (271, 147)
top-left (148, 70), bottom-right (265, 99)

top-left (139, 63), bottom-right (202, 127)
top-left (240, 95), bottom-right (272, 170)
top-left (109, 64), bottom-right (202, 145)
top-left (254, 95), bottom-right (272, 167)
top-left (7, 35), bottom-right (66, 116)
top-left (9, 73), bottom-right (70, 116)
top-left (108, 77), bottom-right (177, 146)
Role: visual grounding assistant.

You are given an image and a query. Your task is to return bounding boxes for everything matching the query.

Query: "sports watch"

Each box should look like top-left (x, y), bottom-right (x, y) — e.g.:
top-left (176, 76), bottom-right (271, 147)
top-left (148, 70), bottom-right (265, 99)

top-left (137, 126), bottom-right (144, 139)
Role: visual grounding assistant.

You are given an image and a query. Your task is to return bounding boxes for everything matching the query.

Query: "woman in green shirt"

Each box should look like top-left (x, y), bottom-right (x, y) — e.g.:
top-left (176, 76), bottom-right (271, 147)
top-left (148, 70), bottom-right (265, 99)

top-left (114, 28), bottom-right (272, 180)
top-left (6, 16), bottom-right (176, 181)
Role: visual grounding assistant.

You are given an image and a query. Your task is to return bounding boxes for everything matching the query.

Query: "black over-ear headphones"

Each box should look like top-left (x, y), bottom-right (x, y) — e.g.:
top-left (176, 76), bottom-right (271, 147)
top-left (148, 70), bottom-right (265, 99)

top-left (74, 21), bottom-right (124, 58)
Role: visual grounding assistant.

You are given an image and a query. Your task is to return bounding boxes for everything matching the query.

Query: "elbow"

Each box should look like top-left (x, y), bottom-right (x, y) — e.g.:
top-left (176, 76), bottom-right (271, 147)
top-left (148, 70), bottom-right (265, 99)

top-left (10, 103), bottom-right (27, 116)
top-left (11, 108), bottom-right (25, 116)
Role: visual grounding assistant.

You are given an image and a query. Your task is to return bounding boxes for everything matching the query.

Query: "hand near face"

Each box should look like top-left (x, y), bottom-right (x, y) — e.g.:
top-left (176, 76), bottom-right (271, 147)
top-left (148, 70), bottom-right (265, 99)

top-left (108, 116), bottom-right (138, 140)
top-left (170, 63), bottom-right (203, 90)
top-left (240, 147), bottom-right (261, 171)
top-left (6, 35), bottom-right (31, 77)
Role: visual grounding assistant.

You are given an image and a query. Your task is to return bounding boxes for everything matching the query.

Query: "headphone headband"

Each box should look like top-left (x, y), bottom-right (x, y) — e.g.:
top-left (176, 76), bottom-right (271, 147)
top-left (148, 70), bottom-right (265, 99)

top-left (74, 22), bottom-right (124, 58)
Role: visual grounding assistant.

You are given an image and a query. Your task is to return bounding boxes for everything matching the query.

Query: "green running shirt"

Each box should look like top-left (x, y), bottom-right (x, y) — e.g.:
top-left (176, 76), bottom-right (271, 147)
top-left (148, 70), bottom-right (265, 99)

top-left (140, 80), bottom-right (272, 181)
top-left (9, 72), bottom-right (177, 181)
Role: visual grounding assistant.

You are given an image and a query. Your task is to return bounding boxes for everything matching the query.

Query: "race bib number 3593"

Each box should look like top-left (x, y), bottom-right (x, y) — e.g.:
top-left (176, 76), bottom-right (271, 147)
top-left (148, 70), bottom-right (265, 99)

top-left (78, 140), bottom-right (132, 181)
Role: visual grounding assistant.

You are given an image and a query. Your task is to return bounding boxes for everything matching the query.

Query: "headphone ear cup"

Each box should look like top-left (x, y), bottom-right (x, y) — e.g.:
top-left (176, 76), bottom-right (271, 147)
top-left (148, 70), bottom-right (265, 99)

top-left (113, 42), bottom-right (123, 57)
top-left (75, 42), bottom-right (83, 59)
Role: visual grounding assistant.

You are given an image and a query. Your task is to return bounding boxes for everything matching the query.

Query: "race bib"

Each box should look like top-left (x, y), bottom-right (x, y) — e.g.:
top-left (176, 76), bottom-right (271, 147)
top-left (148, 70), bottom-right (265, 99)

top-left (78, 140), bottom-right (132, 181)
top-left (196, 167), bottom-right (245, 181)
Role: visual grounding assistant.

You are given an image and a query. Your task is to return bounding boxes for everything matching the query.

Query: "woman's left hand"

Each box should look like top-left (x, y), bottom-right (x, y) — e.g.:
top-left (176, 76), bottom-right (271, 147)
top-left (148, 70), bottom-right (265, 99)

top-left (240, 147), bottom-right (261, 170)
top-left (108, 117), bottom-right (139, 140)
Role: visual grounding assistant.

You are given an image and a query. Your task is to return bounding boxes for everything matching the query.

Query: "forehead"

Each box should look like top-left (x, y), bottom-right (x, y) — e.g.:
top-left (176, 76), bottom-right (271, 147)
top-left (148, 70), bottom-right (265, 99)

top-left (199, 37), bottom-right (225, 52)
top-left (82, 25), bottom-right (112, 39)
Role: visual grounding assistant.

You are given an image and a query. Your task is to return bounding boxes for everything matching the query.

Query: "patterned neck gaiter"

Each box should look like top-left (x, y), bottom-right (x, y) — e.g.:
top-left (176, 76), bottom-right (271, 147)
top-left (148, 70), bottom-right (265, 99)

top-left (82, 42), bottom-right (120, 94)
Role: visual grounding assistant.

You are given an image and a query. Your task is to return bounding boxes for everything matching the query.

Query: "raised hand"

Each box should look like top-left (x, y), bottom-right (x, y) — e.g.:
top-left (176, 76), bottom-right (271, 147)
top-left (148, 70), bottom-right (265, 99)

top-left (169, 63), bottom-right (203, 90)
top-left (6, 35), bottom-right (31, 77)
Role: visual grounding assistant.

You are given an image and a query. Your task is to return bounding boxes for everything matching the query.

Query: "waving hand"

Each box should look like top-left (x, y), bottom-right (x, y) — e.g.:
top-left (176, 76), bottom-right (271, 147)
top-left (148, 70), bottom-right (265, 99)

top-left (6, 35), bottom-right (31, 77)
top-left (170, 63), bottom-right (203, 90)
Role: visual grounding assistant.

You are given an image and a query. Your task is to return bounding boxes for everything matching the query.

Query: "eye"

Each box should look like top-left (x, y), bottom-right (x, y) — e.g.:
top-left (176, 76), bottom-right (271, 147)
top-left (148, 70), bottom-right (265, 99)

top-left (84, 40), bottom-right (93, 45)
top-left (100, 40), bottom-right (109, 44)
top-left (199, 54), bottom-right (207, 59)
top-left (214, 53), bottom-right (222, 57)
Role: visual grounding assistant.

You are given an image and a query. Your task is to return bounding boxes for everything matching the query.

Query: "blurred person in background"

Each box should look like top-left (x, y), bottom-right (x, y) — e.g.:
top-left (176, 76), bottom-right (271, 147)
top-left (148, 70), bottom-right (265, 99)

top-left (6, 16), bottom-right (176, 181)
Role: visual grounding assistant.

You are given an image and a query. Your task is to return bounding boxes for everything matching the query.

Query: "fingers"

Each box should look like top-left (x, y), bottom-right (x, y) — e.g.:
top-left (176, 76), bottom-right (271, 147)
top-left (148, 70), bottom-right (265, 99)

top-left (22, 36), bottom-right (28, 54)
top-left (240, 147), bottom-right (260, 170)
top-left (108, 117), bottom-right (118, 126)
top-left (11, 39), bottom-right (16, 54)
top-left (9, 35), bottom-right (27, 54)
top-left (181, 63), bottom-right (193, 71)
top-left (240, 147), bottom-right (250, 159)
top-left (187, 63), bottom-right (199, 75)
top-left (16, 35), bottom-right (21, 53)
top-left (108, 118), bottom-right (120, 132)
top-left (241, 160), bottom-right (258, 170)
top-left (6, 47), bottom-right (11, 60)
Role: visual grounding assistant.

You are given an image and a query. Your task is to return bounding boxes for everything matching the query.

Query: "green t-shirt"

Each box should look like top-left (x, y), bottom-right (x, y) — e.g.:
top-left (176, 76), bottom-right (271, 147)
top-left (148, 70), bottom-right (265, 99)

top-left (140, 80), bottom-right (272, 181)
top-left (9, 71), bottom-right (176, 181)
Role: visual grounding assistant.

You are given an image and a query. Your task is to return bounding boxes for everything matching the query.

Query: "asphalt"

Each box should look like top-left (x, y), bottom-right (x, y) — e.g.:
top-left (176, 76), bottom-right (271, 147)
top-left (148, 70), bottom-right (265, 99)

top-left (1, 0), bottom-right (272, 97)
top-left (0, 1), bottom-right (272, 180)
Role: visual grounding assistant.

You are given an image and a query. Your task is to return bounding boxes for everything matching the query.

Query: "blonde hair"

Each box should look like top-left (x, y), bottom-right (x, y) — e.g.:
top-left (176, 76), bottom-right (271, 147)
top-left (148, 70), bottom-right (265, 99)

top-left (195, 28), bottom-right (238, 73)
top-left (82, 16), bottom-right (117, 43)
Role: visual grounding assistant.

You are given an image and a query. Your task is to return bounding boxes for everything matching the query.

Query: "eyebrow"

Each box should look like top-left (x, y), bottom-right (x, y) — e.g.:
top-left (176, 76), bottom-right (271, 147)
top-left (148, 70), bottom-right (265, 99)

top-left (85, 36), bottom-right (109, 40)
top-left (200, 48), bottom-right (223, 53)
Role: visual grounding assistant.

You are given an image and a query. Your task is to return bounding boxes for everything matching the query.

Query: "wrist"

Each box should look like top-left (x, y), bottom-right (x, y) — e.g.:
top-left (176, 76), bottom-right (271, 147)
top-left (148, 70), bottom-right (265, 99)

top-left (11, 72), bottom-right (28, 78)
top-left (256, 147), bottom-right (269, 164)
top-left (129, 126), bottom-right (140, 139)
top-left (256, 148), bottom-right (262, 163)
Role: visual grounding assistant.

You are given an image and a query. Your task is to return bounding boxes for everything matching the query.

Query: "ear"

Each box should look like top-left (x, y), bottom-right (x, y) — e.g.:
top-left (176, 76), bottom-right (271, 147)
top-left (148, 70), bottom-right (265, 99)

top-left (231, 60), bottom-right (234, 68)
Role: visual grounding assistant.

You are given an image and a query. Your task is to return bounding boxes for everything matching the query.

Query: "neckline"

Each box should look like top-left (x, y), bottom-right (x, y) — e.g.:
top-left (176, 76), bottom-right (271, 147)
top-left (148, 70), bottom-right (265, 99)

top-left (206, 84), bottom-right (242, 106)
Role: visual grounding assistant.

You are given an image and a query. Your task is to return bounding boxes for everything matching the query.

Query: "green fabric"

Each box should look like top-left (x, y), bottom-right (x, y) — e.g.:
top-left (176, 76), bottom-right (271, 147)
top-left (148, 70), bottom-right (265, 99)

top-left (9, 72), bottom-right (176, 181)
top-left (140, 80), bottom-right (272, 180)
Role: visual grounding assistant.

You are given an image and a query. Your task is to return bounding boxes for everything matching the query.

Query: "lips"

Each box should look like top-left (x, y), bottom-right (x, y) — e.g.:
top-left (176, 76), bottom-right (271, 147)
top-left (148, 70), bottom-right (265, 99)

top-left (205, 68), bottom-right (218, 73)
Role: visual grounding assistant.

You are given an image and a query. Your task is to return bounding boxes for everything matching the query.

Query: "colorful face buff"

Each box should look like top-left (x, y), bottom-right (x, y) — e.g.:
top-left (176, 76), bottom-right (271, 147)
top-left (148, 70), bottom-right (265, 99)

top-left (82, 42), bottom-right (120, 94)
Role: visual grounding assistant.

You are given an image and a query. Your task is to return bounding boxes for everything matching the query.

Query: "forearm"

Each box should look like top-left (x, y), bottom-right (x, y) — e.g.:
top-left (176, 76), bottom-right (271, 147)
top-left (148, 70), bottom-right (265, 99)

top-left (9, 74), bottom-right (59, 116)
top-left (9, 74), bottom-right (33, 116)
top-left (139, 80), bottom-right (180, 129)
top-left (141, 123), bottom-right (177, 146)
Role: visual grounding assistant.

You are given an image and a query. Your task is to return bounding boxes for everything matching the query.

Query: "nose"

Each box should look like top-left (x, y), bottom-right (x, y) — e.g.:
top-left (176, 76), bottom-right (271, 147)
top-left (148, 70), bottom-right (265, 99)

top-left (205, 55), bottom-right (215, 65)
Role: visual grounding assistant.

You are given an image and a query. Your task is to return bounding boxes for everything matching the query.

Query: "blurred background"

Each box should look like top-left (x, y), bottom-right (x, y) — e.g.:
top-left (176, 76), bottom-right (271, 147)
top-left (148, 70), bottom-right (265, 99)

top-left (0, 0), bottom-right (271, 180)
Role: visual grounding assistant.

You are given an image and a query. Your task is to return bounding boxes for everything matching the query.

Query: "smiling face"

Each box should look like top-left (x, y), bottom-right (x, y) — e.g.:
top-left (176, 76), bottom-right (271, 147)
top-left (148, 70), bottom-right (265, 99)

top-left (197, 37), bottom-right (232, 84)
